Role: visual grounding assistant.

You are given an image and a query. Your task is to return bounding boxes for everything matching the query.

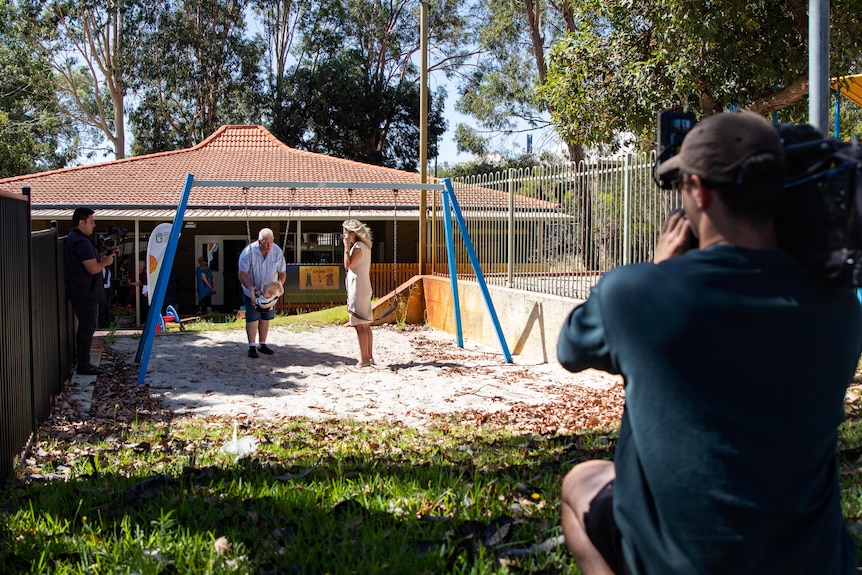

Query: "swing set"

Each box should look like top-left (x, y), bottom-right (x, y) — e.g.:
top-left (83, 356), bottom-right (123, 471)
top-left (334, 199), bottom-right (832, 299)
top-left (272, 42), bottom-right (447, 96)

top-left (136, 175), bottom-right (511, 384)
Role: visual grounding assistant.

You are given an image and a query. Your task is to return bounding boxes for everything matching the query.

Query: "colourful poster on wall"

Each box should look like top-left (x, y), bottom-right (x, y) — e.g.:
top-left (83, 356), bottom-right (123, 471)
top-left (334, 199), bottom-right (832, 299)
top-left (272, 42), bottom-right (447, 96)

top-left (299, 265), bottom-right (340, 290)
top-left (146, 223), bottom-right (172, 303)
top-left (205, 242), bottom-right (218, 265)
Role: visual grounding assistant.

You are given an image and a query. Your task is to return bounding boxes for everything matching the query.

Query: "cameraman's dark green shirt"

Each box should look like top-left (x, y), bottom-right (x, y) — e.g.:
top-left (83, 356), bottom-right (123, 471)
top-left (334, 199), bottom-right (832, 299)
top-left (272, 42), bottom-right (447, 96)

top-left (558, 246), bottom-right (862, 575)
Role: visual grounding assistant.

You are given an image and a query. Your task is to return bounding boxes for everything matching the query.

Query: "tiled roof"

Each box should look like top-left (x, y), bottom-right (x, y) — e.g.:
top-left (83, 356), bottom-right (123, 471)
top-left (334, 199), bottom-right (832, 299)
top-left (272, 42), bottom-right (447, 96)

top-left (0, 125), bottom-right (553, 217)
top-left (0, 125), bottom-right (431, 210)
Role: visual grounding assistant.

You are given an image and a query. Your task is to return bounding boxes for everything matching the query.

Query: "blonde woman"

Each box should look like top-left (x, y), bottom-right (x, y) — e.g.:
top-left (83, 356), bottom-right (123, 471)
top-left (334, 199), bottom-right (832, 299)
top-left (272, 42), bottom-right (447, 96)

top-left (342, 220), bottom-right (374, 366)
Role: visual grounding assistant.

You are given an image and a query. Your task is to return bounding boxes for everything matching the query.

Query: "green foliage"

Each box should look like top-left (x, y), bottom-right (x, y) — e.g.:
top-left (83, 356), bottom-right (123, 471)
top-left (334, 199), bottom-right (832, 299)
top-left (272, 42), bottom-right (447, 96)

top-left (30, 0), bottom-right (131, 160)
top-left (270, 49), bottom-right (446, 171)
top-left (452, 0), bottom-right (568, 155)
top-left (835, 97), bottom-right (862, 142)
top-left (126, 0), bottom-right (265, 154)
top-left (452, 123), bottom-right (489, 156)
top-left (539, 0), bottom-right (862, 148)
top-left (176, 305), bottom-right (349, 333)
top-left (841, 379), bottom-right (862, 547)
top-left (0, 0), bottom-right (77, 177)
top-left (439, 152), bottom-right (547, 180)
top-left (263, 0), bottom-right (460, 170)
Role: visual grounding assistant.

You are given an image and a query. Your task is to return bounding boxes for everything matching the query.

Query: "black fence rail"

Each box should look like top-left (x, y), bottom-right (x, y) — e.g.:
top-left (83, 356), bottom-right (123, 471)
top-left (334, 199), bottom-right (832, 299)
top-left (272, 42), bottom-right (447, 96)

top-left (31, 229), bottom-right (73, 422)
top-left (0, 188), bottom-right (74, 481)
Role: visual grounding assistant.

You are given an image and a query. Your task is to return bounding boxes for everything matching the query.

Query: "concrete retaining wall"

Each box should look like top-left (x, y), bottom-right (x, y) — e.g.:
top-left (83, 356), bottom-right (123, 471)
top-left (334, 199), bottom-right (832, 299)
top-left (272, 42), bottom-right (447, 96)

top-left (372, 275), bottom-right (583, 364)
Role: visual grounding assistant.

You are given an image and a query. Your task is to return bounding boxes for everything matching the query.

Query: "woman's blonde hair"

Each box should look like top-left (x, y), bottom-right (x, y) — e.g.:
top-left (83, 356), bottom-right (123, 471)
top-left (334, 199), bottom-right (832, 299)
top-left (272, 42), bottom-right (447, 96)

top-left (342, 220), bottom-right (373, 248)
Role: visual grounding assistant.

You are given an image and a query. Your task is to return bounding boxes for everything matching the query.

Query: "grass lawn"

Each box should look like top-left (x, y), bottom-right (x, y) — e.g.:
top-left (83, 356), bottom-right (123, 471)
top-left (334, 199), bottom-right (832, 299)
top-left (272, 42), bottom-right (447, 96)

top-left (2, 312), bottom-right (861, 573)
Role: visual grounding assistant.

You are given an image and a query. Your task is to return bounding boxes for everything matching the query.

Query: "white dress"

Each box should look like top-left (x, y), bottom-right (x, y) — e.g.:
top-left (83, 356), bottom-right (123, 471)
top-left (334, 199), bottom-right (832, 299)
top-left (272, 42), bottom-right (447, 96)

top-left (346, 241), bottom-right (372, 325)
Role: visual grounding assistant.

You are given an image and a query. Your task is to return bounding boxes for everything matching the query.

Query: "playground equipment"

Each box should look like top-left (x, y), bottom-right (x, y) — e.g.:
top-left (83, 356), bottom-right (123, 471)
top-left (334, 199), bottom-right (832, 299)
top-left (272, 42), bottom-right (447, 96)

top-left (155, 305), bottom-right (184, 334)
top-left (831, 74), bottom-right (862, 138)
top-left (136, 175), bottom-right (511, 384)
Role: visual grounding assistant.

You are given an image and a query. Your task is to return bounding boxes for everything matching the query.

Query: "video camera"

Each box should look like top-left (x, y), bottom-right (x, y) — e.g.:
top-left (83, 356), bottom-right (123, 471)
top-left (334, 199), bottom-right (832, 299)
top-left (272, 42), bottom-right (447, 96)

top-left (655, 111), bottom-right (862, 286)
top-left (99, 223), bottom-right (128, 255)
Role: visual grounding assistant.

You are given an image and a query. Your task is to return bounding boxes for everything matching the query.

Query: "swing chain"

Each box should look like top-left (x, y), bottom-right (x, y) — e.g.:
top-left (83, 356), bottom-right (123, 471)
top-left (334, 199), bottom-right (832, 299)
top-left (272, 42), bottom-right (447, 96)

top-left (241, 186), bottom-right (258, 289)
top-left (281, 187), bottom-right (295, 255)
top-left (392, 189), bottom-right (398, 296)
top-left (242, 186), bottom-right (252, 245)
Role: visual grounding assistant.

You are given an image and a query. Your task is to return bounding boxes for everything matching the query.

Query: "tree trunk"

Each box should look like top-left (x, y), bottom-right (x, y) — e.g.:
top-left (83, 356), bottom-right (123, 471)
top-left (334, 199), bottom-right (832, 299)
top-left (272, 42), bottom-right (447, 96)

top-left (522, 0), bottom-right (547, 83)
top-left (745, 76), bottom-right (810, 115)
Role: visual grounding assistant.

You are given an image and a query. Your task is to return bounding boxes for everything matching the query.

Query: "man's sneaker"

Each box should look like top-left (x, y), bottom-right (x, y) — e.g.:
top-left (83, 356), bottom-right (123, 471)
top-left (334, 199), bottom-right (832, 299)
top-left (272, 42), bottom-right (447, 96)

top-left (78, 364), bottom-right (105, 376)
top-left (248, 347), bottom-right (259, 358)
top-left (258, 344), bottom-right (274, 355)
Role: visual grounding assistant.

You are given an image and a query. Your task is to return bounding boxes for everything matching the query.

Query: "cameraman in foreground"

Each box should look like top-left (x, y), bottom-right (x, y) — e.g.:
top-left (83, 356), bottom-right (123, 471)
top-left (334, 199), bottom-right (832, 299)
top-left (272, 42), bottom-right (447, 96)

top-left (557, 110), bottom-right (862, 574)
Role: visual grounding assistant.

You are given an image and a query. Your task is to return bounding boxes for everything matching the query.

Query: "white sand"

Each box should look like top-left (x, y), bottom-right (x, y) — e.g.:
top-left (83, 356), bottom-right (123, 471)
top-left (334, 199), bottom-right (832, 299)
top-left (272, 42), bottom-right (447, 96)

top-left (110, 324), bottom-right (620, 428)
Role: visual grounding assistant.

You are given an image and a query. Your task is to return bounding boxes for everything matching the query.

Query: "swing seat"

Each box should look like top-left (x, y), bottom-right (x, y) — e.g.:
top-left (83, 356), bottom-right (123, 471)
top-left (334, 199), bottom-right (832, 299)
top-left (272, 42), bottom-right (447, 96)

top-left (369, 275), bottom-right (425, 324)
top-left (376, 301), bottom-right (399, 320)
top-left (255, 294), bottom-right (279, 310)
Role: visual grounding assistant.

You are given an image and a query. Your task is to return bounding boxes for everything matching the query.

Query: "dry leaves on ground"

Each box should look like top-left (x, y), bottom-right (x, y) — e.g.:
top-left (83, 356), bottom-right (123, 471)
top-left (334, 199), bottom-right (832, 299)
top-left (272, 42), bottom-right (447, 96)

top-left (426, 383), bottom-right (625, 435)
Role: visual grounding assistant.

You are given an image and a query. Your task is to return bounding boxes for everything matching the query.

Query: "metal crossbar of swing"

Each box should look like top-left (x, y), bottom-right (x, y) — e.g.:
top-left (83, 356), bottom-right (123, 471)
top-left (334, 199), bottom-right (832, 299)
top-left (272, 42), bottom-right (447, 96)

top-left (192, 180), bottom-right (444, 190)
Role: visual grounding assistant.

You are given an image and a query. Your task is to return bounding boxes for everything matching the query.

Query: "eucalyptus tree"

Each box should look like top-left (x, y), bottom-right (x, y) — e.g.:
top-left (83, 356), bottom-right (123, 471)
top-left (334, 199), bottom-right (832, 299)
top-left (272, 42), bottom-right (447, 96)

top-left (539, 0), bottom-right (862, 150)
top-left (257, 0), bottom-right (473, 170)
top-left (126, 0), bottom-right (265, 154)
top-left (0, 0), bottom-right (77, 176)
top-left (453, 0), bottom-right (582, 161)
top-left (252, 0), bottom-right (311, 142)
top-left (26, 0), bottom-right (131, 160)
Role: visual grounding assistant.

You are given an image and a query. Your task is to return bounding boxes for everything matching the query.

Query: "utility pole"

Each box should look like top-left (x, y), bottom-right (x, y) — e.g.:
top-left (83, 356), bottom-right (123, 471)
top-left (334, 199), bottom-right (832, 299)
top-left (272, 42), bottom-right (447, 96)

top-left (809, 0), bottom-right (830, 135)
top-left (418, 0), bottom-right (428, 275)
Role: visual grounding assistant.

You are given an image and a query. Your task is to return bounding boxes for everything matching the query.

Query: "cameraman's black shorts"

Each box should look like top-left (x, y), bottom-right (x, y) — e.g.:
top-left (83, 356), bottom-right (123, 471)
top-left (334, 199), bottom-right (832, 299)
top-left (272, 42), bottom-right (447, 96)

top-left (584, 480), bottom-right (632, 575)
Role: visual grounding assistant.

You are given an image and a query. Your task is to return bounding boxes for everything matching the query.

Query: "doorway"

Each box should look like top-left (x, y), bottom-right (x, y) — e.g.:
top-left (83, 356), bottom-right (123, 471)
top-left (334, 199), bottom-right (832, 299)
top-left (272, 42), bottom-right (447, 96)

top-left (196, 235), bottom-right (246, 310)
top-left (222, 239), bottom-right (247, 311)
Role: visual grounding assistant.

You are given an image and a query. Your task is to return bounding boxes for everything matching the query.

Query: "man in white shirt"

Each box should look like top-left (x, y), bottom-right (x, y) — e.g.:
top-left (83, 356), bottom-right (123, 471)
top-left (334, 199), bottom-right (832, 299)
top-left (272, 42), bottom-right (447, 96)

top-left (238, 228), bottom-right (286, 358)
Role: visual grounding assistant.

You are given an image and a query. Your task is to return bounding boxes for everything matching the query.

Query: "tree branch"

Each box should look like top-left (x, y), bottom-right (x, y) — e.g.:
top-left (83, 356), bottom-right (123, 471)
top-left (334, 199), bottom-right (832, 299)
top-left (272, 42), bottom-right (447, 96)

top-left (745, 76), bottom-right (810, 115)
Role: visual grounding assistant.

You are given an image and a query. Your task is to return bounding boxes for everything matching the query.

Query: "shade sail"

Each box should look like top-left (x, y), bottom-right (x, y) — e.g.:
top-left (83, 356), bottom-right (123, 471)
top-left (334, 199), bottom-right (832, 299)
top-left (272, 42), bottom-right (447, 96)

top-left (832, 75), bottom-right (862, 108)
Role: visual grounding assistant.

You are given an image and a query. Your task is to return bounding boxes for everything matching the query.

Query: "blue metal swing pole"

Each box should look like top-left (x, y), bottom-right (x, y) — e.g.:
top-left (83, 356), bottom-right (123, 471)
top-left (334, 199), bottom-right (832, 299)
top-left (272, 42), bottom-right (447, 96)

top-left (834, 87), bottom-right (841, 139)
top-left (442, 179), bottom-right (512, 362)
top-left (440, 181), bottom-right (463, 348)
top-left (136, 173), bottom-right (194, 383)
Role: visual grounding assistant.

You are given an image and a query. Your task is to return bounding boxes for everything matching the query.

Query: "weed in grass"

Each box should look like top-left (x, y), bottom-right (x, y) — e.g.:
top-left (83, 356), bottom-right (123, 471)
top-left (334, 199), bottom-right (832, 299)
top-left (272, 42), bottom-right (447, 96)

top-left (103, 327), bottom-right (117, 347)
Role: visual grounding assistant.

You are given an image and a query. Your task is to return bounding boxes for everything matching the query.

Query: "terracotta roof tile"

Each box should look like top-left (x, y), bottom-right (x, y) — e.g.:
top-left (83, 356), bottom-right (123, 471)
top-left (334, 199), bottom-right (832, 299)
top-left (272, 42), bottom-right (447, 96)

top-left (1, 125), bottom-right (548, 214)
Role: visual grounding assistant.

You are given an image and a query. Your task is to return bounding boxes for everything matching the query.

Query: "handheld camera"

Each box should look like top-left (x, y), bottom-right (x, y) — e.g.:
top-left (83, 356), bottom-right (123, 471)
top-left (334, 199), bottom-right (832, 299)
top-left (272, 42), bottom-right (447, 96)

top-left (654, 111), bottom-right (862, 286)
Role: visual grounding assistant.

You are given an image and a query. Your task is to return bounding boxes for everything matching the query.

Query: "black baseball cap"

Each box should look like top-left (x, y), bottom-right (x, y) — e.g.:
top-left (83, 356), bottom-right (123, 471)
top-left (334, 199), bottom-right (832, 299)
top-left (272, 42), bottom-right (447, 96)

top-left (657, 110), bottom-right (786, 186)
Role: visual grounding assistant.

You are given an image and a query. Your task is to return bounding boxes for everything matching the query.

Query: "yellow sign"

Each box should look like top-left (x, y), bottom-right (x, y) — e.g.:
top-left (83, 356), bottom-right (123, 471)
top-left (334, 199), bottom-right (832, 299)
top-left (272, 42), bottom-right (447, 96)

top-left (299, 266), bottom-right (340, 290)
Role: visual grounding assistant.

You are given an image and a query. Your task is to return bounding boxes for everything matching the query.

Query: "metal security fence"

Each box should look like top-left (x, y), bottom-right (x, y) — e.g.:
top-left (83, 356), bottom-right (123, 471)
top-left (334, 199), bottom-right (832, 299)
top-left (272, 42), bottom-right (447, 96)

top-left (1, 190), bottom-right (34, 481)
top-left (0, 189), bottom-right (74, 481)
top-left (31, 229), bottom-right (73, 423)
top-left (433, 152), bottom-right (681, 300)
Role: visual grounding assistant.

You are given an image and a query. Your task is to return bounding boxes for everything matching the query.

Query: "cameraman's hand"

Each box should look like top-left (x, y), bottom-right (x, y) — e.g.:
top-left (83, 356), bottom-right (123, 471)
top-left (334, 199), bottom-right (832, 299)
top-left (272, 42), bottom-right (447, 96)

top-left (654, 209), bottom-right (696, 263)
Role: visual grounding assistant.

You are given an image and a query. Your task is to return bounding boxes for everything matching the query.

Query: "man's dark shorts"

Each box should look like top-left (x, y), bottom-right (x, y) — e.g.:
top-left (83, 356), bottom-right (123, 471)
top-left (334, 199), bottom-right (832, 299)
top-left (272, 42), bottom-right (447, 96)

top-left (243, 293), bottom-right (275, 322)
top-left (584, 479), bottom-right (632, 575)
